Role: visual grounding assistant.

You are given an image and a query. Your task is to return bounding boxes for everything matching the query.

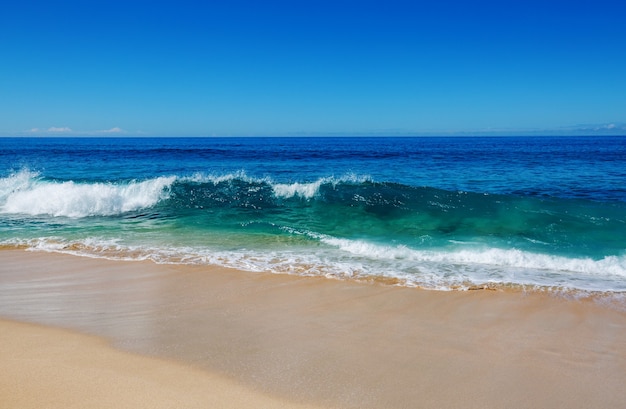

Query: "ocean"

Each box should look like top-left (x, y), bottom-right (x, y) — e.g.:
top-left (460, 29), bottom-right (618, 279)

top-left (1, 136), bottom-right (625, 295)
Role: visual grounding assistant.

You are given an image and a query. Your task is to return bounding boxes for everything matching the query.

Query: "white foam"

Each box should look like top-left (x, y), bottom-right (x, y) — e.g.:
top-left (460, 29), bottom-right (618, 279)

top-left (272, 179), bottom-right (327, 199)
top-left (7, 234), bottom-right (626, 293)
top-left (272, 174), bottom-right (371, 199)
top-left (183, 171), bottom-right (371, 200)
top-left (0, 169), bottom-right (39, 202)
top-left (0, 171), bottom-right (175, 218)
top-left (319, 235), bottom-right (626, 277)
top-left (186, 170), bottom-right (259, 185)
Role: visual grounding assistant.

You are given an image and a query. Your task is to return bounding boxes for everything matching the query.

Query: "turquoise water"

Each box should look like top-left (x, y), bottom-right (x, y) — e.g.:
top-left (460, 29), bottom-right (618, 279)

top-left (1, 136), bottom-right (625, 293)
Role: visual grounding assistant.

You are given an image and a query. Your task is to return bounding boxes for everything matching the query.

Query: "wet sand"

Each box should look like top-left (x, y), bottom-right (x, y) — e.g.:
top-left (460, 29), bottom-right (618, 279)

top-left (1, 249), bottom-right (625, 408)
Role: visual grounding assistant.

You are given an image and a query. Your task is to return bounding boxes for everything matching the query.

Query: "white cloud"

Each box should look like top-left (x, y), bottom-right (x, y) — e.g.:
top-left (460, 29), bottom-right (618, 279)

top-left (101, 127), bottom-right (124, 133)
top-left (23, 126), bottom-right (130, 135)
top-left (47, 126), bottom-right (72, 133)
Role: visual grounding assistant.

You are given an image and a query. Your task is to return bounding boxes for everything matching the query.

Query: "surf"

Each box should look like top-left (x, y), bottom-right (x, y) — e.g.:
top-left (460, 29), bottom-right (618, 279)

top-left (9, 234), bottom-right (626, 293)
top-left (0, 170), bottom-right (175, 218)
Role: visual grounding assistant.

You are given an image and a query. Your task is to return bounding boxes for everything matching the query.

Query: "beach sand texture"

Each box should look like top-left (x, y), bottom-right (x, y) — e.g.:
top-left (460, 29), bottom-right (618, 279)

top-left (1, 249), bottom-right (625, 408)
top-left (1, 319), bottom-right (326, 409)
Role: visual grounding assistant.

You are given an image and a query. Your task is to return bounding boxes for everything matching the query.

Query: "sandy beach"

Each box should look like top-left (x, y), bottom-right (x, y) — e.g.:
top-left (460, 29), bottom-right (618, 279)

top-left (0, 319), bottom-right (326, 409)
top-left (1, 249), bottom-right (625, 408)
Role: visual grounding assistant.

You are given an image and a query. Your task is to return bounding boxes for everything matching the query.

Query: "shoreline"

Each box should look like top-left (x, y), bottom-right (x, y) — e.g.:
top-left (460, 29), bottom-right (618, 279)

top-left (1, 249), bottom-right (626, 408)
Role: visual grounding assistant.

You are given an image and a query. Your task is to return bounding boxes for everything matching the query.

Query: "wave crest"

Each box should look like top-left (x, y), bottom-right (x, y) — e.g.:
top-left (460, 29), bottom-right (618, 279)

top-left (180, 171), bottom-right (372, 200)
top-left (272, 174), bottom-right (371, 199)
top-left (0, 170), bottom-right (174, 218)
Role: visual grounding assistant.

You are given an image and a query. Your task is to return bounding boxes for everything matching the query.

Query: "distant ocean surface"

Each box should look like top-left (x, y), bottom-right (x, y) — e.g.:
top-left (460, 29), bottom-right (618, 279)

top-left (1, 136), bottom-right (626, 296)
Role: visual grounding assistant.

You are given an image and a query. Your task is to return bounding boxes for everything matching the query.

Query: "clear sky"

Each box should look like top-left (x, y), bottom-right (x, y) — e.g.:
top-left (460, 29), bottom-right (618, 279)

top-left (1, 0), bottom-right (625, 136)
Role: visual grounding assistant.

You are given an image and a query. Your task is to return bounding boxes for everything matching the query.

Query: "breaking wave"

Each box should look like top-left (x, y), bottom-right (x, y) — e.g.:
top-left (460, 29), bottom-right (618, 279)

top-left (0, 170), bottom-right (175, 218)
top-left (2, 169), bottom-right (626, 294)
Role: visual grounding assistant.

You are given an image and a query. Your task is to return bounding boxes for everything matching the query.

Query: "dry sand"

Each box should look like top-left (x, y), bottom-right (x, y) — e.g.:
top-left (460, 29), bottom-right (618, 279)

top-left (0, 319), bottom-right (326, 409)
top-left (1, 249), bottom-right (625, 408)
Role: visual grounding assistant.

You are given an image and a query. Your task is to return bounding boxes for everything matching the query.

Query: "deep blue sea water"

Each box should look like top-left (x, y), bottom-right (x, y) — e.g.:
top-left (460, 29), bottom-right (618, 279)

top-left (1, 136), bottom-right (626, 294)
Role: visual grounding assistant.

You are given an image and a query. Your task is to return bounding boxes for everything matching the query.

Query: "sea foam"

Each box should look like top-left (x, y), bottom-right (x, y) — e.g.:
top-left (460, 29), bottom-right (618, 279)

top-left (0, 170), bottom-right (174, 218)
top-left (7, 233), bottom-right (626, 293)
top-left (183, 171), bottom-right (371, 200)
top-left (272, 179), bottom-right (328, 199)
top-left (319, 235), bottom-right (626, 277)
top-left (272, 174), bottom-right (371, 199)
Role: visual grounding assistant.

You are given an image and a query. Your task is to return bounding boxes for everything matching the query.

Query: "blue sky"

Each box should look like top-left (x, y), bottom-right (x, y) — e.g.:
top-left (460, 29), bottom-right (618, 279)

top-left (1, 0), bottom-right (625, 136)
